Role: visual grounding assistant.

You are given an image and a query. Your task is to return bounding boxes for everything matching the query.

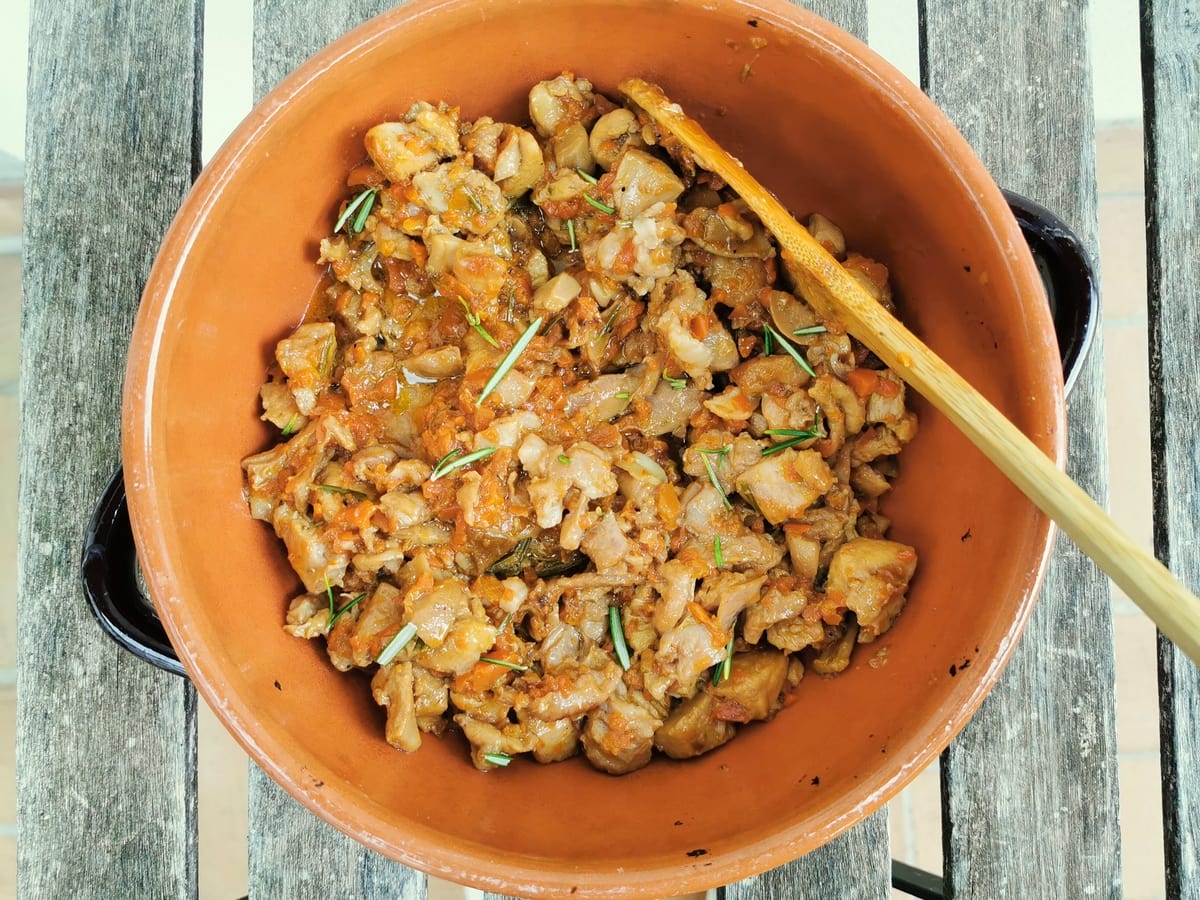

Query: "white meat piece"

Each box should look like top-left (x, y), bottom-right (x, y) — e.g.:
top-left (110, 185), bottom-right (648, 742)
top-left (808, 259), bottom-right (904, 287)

top-left (364, 101), bottom-right (460, 181)
top-left (523, 659), bottom-right (623, 720)
top-left (742, 584), bottom-right (811, 643)
top-left (528, 73), bottom-right (595, 137)
top-left (271, 504), bottom-right (346, 594)
top-left (521, 715), bottom-right (580, 764)
top-left (589, 108), bottom-right (646, 170)
top-left (455, 714), bottom-right (535, 771)
top-left (653, 558), bottom-right (700, 634)
top-left (378, 490), bottom-right (432, 531)
top-left (654, 614), bottom-right (726, 698)
top-left (825, 538), bottom-right (918, 641)
top-left (581, 692), bottom-right (663, 774)
top-left (519, 437), bottom-right (618, 528)
top-left (532, 272), bottom-right (582, 317)
top-left (584, 202), bottom-right (687, 296)
top-left (580, 511), bottom-right (630, 569)
top-left (371, 662), bottom-right (422, 752)
top-left (610, 149), bottom-right (685, 219)
top-left (283, 593), bottom-right (329, 639)
top-left (735, 449), bottom-right (836, 526)
top-left (411, 162), bottom-right (506, 235)
top-left (696, 572), bottom-right (767, 631)
top-left (408, 579), bottom-right (472, 647)
top-left (421, 617), bottom-right (499, 676)
top-left (647, 272), bottom-right (737, 388)
top-left (275, 322), bottom-right (336, 415)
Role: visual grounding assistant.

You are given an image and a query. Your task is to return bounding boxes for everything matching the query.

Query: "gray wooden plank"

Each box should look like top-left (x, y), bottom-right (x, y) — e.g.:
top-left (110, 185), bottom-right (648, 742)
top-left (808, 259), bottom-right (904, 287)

top-left (1142, 1), bottom-right (1200, 896)
top-left (921, 1), bottom-right (1122, 897)
top-left (17, 0), bottom-right (202, 898)
top-left (725, 3), bottom-right (891, 896)
top-left (246, 3), bottom-right (428, 897)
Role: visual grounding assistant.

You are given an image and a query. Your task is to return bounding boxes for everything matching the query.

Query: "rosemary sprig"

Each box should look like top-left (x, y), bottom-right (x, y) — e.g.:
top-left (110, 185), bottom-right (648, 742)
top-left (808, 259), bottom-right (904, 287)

top-left (663, 373), bottom-right (687, 391)
top-left (764, 324), bottom-right (817, 378)
top-left (324, 572), bottom-right (335, 618)
top-left (763, 325), bottom-right (774, 355)
top-left (762, 413), bottom-right (825, 455)
top-left (334, 187), bottom-right (378, 234)
top-left (281, 414), bottom-right (299, 437)
top-left (463, 188), bottom-right (484, 213)
top-left (713, 535), bottom-right (725, 568)
top-left (479, 656), bottom-right (529, 671)
top-left (567, 218), bottom-right (577, 252)
top-left (701, 451), bottom-right (733, 510)
top-left (315, 484), bottom-right (369, 499)
top-left (713, 634), bottom-right (735, 685)
top-left (377, 621), bottom-right (418, 665)
top-left (483, 752), bottom-right (513, 767)
top-left (429, 446), bottom-right (498, 481)
top-left (329, 593), bottom-right (366, 628)
top-left (584, 194), bottom-right (616, 215)
top-left (698, 445), bottom-right (731, 463)
top-left (478, 317), bottom-right (543, 404)
top-left (458, 297), bottom-right (500, 349)
top-left (793, 324), bottom-right (828, 336)
top-left (609, 605), bottom-right (632, 670)
top-left (576, 168), bottom-right (599, 185)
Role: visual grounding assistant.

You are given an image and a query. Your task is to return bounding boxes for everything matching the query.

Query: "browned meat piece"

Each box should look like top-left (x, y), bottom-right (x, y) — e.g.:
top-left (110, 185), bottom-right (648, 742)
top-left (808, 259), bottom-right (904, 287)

top-left (581, 691), bottom-right (663, 774)
top-left (825, 538), bottom-right (918, 641)
top-left (735, 449), bottom-right (836, 526)
top-left (653, 690), bottom-right (735, 759)
top-left (711, 650), bottom-right (789, 722)
top-left (372, 662), bottom-right (421, 752)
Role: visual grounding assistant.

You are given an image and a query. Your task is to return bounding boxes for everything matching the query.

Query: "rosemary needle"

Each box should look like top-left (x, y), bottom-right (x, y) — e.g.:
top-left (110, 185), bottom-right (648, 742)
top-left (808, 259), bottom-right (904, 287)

top-left (478, 317), bottom-right (543, 404)
top-left (609, 605), bottom-right (632, 670)
top-left (429, 446), bottom-right (498, 481)
top-left (764, 324), bottom-right (817, 378)
top-left (713, 535), bottom-right (725, 568)
top-left (701, 451), bottom-right (733, 510)
top-left (584, 194), bottom-right (616, 215)
top-left (483, 752), bottom-right (513, 767)
top-left (377, 622), bottom-right (418, 665)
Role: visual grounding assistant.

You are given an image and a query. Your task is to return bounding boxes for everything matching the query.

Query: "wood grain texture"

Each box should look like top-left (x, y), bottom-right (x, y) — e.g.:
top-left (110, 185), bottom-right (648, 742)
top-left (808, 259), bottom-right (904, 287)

top-left (17, 0), bottom-right (202, 897)
top-left (722, 3), bottom-right (891, 897)
top-left (1142, 1), bottom-right (1200, 895)
top-left (246, 3), bottom-right (427, 897)
top-left (921, 1), bottom-right (1122, 897)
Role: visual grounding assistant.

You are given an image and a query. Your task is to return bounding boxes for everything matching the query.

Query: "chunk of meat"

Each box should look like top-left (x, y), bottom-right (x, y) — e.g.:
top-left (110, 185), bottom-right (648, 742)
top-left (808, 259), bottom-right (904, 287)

top-left (521, 714), bottom-right (580, 763)
top-left (372, 662), bottom-right (422, 752)
top-left (581, 691), bottom-right (663, 774)
top-left (653, 690), bottom-right (735, 759)
top-left (275, 322), bottom-right (336, 415)
top-left (271, 504), bottom-right (347, 594)
top-left (735, 449), bottom-right (836, 526)
top-left (824, 538), bottom-right (918, 641)
top-left (455, 714), bottom-right (535, 771)
top-left (610, 149), bottom-right (685, 219)
top-left (364, 101), bottom-right (460, 181)
top-left (412, 162), bottom-right (506, 235)
top-left (522, 659), bottom-right (624, 720)
top-left (408, 579), bottom-right (472, 647)
top-left (742, 583), bottom-right (810, 643)
top-left (528, 74), bottom-right (596, 137)
top-left (580, 511), bottom-right (630, 569)
top-left (711, 650), bottom-right (789, 723)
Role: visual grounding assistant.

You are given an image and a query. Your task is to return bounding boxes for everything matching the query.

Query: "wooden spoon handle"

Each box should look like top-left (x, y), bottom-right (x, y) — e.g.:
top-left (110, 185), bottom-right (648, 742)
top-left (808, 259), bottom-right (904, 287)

top-left (620, 77), bottom-right (1200, 663)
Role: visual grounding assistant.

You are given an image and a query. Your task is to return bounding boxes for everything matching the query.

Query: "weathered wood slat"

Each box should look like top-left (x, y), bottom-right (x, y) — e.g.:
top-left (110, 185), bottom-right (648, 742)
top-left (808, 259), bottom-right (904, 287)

top-left (722, 5), bottom-right (890, 897)
top-left (17, 1), bottom-right (202, 898)
top-left (1142, 1), bottom-right (1200, 896)
top-left (245, 3), bottom-right (428, 897)
top-left (922, 1), bottom-right (1121, 897)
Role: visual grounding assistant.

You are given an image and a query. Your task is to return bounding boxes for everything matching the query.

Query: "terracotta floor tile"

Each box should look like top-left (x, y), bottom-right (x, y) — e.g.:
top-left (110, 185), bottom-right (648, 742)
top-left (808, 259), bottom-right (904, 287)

top-left (0, 836), bottom-right (14, 900)
top-left (1096, 125), bottom-right (1145, 196)
top-left (0, 687), bottom-right (12, 824)
top-left (1119, 755), bottom-right (1166, 900)
top-left (1113, 613), bottom-right (1160, 754)
top-left (1098, 195), bottom-right (1147, 322)
top-left (0, 395), bottom-right (15, 672)
top-left (198, 701), bottom-right (249, 900)
top-left (1102, 325), bottom-right (1152, 556)
top-left (0, 184), bottom-right (20, 237)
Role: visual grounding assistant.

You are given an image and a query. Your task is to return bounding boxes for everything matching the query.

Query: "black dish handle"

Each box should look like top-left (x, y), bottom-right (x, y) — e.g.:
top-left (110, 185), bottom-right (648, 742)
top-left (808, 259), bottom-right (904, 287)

top-left (81, 468), bottom-right (187, 677)
top-left (1003, 190), bottom-right (1099, 396)
top-left (80, 193), bottom-right (1098, 674)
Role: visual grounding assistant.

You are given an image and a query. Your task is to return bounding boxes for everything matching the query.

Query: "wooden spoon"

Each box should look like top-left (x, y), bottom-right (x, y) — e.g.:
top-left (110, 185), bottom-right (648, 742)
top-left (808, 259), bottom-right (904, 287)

top-left (620, 77), bottom-right (1200, 664)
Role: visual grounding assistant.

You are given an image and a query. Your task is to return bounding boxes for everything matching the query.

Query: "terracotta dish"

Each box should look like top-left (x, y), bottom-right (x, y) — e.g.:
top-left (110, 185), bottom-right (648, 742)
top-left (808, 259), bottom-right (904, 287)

top-left (121, 0), bottom-right (1064, 895)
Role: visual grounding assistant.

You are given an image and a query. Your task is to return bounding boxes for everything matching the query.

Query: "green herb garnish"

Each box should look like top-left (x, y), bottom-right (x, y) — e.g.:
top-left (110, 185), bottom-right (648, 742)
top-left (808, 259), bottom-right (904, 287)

top-left (478, 317), bottom-right (543, 404)
top-left (567, 218), bottom-right (578, 252)
top-left (576, 168), bottom-right (599, 185)
top-left (483, 752), bottom-right (513, 767)
top-left (429, 446), bottom-right (498, 481)
top-left (584, 194), bottom-right (616, 215)
top-left (315, 484), bottom-right (369, 499)
top-left (713, 535), bottom-right (725, 568)
top-left (281, 414), bottom-right (299, 437)
top-left (609, 605), bottom-right (632, 670)
top-left (764, 324), bottom-right (817, 378)
top-left (324, 572), bottom-right (335, 618)
top-left (698, 445), bottom-right (731, 463)
top-left (713, 634), bottom-right (735, 685)
top-left (762, 413), bottom-right (824, 455)
top-left (377, 621), bottom-right (418, 665)
top-left (701, 451), bottom-right (733, 510)
top-left (334, 187), bottom-right (378, 234)
top-left (615, 391), bottom-right (631, 400)
top-left (557, 454), bottom-right (570, 464)
top-left (763, 325), bottom-right (774, 355)
top-left (458, 297), bottom-right (500, 349)
top-left (793, 324), bottom-right (828, 336)
top-left (463, 188), bottom-right (484, 213)
top-left (599, 301), bottom-right (624, 337)
top-left (480, 656), bottom-right (529, 671)
top-left (329, 593), bottom-right (366, 628)
top-left (663, 373), bottom-right (687, 391)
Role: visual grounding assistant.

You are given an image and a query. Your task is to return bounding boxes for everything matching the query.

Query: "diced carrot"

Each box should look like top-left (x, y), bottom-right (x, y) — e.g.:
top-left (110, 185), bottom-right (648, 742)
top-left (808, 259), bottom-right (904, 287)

top-left (689, 314), bottom-right (710, 340)
top-left (688, 601), bottom-right (728, 649)
top-left (876, 376), bottom-right (901, 398)
top-left (452, 661), bottom-right (508, 693)
top-left (657, 482), bottom-right (681, 529)
top-left (846, 368), bottom-right (879, 398)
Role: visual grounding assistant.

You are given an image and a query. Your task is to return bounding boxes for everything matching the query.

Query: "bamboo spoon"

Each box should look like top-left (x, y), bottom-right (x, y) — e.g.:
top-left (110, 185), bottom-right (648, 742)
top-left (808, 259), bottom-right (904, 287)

top-left (620, 77), bottom-right (1200, 664)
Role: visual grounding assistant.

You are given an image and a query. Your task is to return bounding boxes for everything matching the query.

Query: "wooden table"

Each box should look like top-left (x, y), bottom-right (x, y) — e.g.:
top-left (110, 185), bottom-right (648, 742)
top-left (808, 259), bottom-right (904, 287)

top-left (17, 1), bottom-right (1198, 897)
